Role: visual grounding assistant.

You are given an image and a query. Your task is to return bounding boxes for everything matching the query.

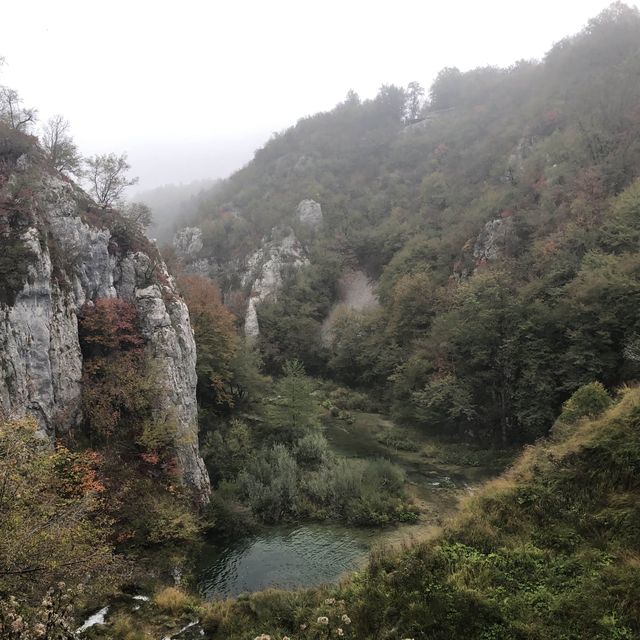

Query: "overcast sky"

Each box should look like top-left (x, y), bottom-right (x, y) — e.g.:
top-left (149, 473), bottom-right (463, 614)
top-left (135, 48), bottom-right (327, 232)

top-left (0, 0), bottom-right (632, 190)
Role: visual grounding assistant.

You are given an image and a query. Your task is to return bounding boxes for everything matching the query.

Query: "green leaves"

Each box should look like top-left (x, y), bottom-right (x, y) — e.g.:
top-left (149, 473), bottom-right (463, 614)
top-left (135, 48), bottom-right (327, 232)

top-left (266, 360), bottom-right (320, 441)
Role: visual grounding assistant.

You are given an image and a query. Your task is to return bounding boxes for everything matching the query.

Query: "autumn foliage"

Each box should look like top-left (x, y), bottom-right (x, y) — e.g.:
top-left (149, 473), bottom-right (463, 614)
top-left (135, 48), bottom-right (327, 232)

top-left (0, 417), bottom-right (115, 601)
top-left (78, 298), bottom-right (143, 356)
top-left (178, 274), bottom-right (240, 408)
top-left (76, 297), bottom-right (200, 550)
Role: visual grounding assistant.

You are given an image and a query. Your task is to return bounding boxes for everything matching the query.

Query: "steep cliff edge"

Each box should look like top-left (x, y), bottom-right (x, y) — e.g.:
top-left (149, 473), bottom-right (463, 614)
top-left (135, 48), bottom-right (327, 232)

top-left (0, 140), bottom-right (210, 498)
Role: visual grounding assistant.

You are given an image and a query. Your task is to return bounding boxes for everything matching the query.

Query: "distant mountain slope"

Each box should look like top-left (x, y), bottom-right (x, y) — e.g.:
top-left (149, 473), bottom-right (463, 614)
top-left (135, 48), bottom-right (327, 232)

top-left (135, 178), bottom-right (218, 242)
top-left (174, 3), bottom-right (640, 445)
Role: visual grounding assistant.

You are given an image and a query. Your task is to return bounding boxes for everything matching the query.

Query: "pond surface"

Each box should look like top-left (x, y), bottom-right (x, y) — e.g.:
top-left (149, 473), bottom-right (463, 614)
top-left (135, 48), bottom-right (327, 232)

top-left (197, 523), bottom-right (377, 599)
top-left (197, 412), bottom-right (509, 600)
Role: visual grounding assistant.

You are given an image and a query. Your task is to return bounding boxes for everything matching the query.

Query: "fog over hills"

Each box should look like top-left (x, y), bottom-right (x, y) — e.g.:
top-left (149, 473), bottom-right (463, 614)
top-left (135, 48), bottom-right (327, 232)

top-left (3, 3), bottom-right (640, 639)
top-left (0, 0), bottom-right (621, 194)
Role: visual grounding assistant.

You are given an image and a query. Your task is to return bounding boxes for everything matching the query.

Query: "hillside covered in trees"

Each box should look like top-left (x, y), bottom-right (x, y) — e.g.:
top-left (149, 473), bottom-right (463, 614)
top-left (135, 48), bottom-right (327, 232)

top-left (176, 2), bottom-right (640, 448)
top-left (3, 3), bottom-right (640, 639)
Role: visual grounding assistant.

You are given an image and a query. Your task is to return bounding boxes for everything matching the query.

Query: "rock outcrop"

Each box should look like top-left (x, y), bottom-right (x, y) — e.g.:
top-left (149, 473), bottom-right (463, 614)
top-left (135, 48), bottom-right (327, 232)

top-left (172, 204), bottom-right (315, 340)
top-left (173, 226), bottom-right (203, 257)
top-left (453, 216), bottom-right (516, 281)
top-left (0, 160), bottom-right (210, 498)
top-left (473, 217), bottom-right (514, 263)
top-left (296, 199), bottom-right (323, 230)
top-left (242, 227), bottom-right (309, 338)
top-left (506, 133), bottom-right (538, 179)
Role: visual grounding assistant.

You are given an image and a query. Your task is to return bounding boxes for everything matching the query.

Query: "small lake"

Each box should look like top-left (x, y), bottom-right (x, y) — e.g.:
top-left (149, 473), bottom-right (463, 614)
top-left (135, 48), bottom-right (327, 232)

top-left (196, 413), bottom-right (509, 600)
top-left (197, 523), bottom-right (377, 599)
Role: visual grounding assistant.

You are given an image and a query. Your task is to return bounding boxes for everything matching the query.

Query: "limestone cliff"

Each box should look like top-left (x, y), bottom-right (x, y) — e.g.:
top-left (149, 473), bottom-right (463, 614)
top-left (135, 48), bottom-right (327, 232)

top-left (295, 199), bottom-right (323, 230)
top-left (242, 227), bottom-right (309, 338)
top-left (0, 148), bottom-right (210, 498)
top-left (173, 210), bottom-right (312, 340)
top-left (453, 216), bottom-right (516, 281)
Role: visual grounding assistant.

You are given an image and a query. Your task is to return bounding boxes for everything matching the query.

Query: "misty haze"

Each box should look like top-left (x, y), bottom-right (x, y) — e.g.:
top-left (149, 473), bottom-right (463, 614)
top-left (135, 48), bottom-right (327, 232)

top-left (2, 2), bottom-right (640, 639)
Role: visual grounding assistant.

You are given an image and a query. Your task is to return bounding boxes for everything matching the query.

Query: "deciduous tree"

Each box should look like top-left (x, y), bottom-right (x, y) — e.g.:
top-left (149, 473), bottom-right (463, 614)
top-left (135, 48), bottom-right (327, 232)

top-left (40, 115), bottom-right (81, 174)
top-left (0, 87), bottom-right (37, 132)
top-left (84, 152), bottom-right (138, 209)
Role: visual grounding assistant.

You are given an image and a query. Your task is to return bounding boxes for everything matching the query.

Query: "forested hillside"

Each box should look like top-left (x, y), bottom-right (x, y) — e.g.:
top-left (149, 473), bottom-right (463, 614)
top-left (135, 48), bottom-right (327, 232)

top-left (3, 4), bottom-right (640, 639)
top-left (178, 2), bottom-right (640, 446)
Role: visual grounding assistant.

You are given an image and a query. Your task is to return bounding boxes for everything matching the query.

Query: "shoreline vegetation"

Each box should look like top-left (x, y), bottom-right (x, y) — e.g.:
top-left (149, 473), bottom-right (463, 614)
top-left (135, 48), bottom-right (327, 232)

top-left (83, 384), bottom-right (640, 639)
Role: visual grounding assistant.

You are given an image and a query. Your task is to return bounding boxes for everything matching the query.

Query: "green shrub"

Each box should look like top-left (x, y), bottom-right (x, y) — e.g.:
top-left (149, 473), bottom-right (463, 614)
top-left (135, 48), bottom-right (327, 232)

top-left (295, 432), bottom-right (331, 466)
top-left (238, 444), bottom-right (301, 522)
top-left (205, 480), bottom-right (257, 536)
top-left (377, 427), bottom-right (419, 452)
top-left (363, 458), bottom-right (406, 494)
top-left (558, 382), bottom-right (612, 425)
top-left (328, 387), bottom-right (376, 411)
top-left (202, 419), bottom-right (252, 485)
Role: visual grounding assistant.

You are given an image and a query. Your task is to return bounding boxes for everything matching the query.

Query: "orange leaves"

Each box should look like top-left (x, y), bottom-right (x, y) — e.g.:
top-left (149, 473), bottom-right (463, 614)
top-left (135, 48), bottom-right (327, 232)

top-left (53, 446), bottom-right (106, 498)
top-left (178, 274), bottom-right (240, 408)
top-left (139, 451), bottom-right (160, 465)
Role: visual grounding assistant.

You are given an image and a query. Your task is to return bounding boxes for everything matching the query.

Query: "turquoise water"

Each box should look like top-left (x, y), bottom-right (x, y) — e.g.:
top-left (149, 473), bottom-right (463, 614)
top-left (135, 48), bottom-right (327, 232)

top-left (197, 523), bottom-right (377, 599)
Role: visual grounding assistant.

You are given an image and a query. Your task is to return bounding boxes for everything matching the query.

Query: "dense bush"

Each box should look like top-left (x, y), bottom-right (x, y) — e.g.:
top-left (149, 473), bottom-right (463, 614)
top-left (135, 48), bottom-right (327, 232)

top-left (557, 381), bottom-right (612, 424)
top-left (236, 435), bottom-right (413, 526)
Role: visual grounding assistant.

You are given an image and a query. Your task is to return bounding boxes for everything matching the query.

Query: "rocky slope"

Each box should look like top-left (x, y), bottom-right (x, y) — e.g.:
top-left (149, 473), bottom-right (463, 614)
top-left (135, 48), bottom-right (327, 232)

top-left (173, 199), bottom-right (321, 338)
top-left (0, 145), bottom-right (210, 498)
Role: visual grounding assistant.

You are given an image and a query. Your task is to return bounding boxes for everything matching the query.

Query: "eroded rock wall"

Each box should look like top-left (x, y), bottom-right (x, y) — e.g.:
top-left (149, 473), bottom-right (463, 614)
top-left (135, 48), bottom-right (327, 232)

top-left (0, 166), bottom-right (210, 498)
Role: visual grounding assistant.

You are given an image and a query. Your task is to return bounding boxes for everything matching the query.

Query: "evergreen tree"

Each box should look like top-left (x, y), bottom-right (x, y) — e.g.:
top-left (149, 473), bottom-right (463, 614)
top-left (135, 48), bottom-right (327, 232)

top-left (266, 360), bottom-right (318, 441)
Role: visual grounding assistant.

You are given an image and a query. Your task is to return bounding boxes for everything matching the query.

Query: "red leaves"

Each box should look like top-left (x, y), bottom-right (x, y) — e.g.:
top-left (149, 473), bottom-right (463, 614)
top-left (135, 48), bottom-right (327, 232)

top-left (139, 451), bottom-right (160, 465)
top-left (79, 298), bottom-right (144, 356)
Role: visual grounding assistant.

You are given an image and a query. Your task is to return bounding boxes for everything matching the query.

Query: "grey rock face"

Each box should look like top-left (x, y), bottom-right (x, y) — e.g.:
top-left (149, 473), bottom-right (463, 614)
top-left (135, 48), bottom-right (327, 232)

top-left (0, 224), bottom-right (82, 428)
top-left (0, 170), bottom-right (210, 498)
top-left (244, 298), bottom-right (260, 339)
top-left (173, 226), bottom-right (204, 257)
top-left (452, 216), bottom-right (516, 282)
top-left (473, 217), bottom-right (514, 263)
top-left (505, 133), bottom-right (537, 181)
top-left (243, 228), bottom-right (309, 338)
top-left (296, 199), bottom-right (323, 230)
